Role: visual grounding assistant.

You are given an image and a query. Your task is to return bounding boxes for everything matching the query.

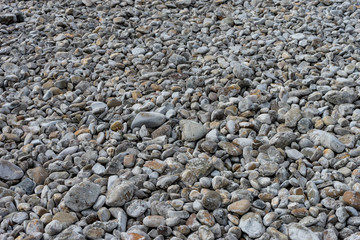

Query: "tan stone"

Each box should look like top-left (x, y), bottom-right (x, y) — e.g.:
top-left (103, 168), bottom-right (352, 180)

top-left (227, 199), bottom-right (251, 215)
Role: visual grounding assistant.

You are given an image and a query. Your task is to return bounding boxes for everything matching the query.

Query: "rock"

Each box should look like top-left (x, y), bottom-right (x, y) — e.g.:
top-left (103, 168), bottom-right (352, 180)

top-left (218, 141), bottom-right (242, 156)
top-left (284, 108), bottom-right (302, 128)
top-left (239, 213), bottom-right (265, 238)
top-left (45, 220), bottom-right (63, 235)
top-left (202, 191), bottom-right (222, 210)
top-left (27, 167), bottom-right (48, 185)
top-left (11, 178), bottom-right (35, 194)
top-left (126, 200), bottom-right (148, 218)
top-left (64, 181), bottom-right (101, 211)
top-left (227, 199), bottom-right (251, 215)
top-left (0, 159), bottom-right (24, 180)
top-left (233, 62), bottom-right (254, 79)
top-left (269, 132), bottom-right (297, 148)
top-left (143, 215), bottom-right (165, 228)
top-left (90, 102), bottom-right (108, 114)
top-left (343, 191), bottom-right (360, 210)
top-left (83, 226), bottom-right (105, 239)
top-left (288, 223), bottom-right (320, 240)
top-left (54, 225), bottom-right (85, 240)
top-left (106, 180), bottom-right (134, 207)
top-left (345, 233), bottom-right (360, 240)
top-left (180, 120), bottom-right (207, 141)
top-left (168, 54), bottom-right (187, 65)
top-left (0, 14), bottom-right (19, 25)
top-left (52, 212), bottom-right (78, 228)
top-left (186, 158), bottom-right (213, 179)
top-left (26, 219), bottom-right (44, 235)
top-left (308, 130), bottom-right (345, 153)
top-left (131, 112), bottom-right (166, 129)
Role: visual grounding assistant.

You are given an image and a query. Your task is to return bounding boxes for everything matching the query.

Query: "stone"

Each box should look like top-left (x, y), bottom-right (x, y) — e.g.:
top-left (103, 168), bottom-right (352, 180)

top-left (285, 108), bottom-right (302, 128)
top-left (106, 180), bottom-right (134, 207)
top-left (218, 141), bottom-right (242, 156)
top-left (180, 120), bottom-right (207, 141)
top-left (269, 132), bottom-right (297, 148)
top-left (26, 219), bottom-right (44, 235)
top-left (343, 191), bottom-right (360, 210)
top-left (308, 130), bottom-right (345, 153)
top-left (239, 213), bottom-right (265, 238)
top-left (227, 199), bottom-right (251, 215)
top-left (27, 167), bottom-right (48, 185)
top-left (54, 225), bottom-right (86, 240)
top-left (64, 181), bottom-right (101, 211)
top-left (233, 62), bottom-right (254, 79)
top-left (0, 159), bottom-right (24, 180)
top-left (11, 178), bottom-right (35, 194)
top-left (202, 191), bottom-right (222, 210)
top-left (143, 215), bottom-right (165, 228)
top-left (288, 223), bottom-right (320, 240)
top-left (131, 112), bottom-right (166, 129)
top-left (52, 212), bottom-right (78, 228)
top-left (126, 200), bottom-right (148, 218)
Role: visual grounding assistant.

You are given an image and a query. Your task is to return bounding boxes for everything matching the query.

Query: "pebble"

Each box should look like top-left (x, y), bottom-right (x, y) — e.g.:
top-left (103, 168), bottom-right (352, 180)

top-left (131, 112), bottom-right (166, 129)
top-left (239, 213), bottom-right (265, 238)
top-left (0, 0), bottom-right (359, 239)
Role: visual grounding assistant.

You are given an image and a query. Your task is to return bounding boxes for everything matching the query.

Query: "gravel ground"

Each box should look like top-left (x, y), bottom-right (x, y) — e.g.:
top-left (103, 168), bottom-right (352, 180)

top-left (1, 0), bottom-right (360, 239)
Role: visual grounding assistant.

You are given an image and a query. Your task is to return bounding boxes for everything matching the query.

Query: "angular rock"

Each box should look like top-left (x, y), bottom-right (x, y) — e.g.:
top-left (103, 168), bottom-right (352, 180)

top-left (131, 112), bottom-right (166, 129)
top-left (308, 130), bottom-right (345, 153)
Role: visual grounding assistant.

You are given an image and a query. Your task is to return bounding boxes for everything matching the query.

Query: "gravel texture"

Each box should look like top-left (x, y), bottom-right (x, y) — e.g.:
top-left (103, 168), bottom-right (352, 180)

top-left (1, 0), bottom-right (360, 239)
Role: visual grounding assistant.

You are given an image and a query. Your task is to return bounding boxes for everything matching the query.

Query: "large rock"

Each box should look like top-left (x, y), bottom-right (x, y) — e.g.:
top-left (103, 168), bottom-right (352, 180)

top-left (324, 88), bottom-right (358, 104)
top-left (131, 112), bottom-right (166, 129)
top-left (64, 181), bottom-right (101, 212)
top-left (202, 191), bottom-right (222, 211)
top-left (239, 213), bottom-right (265, 238)
top-left (308, 130), bottom-right (345, 153)
top-left (186, 158), bottom-right (213, 179)
top-left (0, 160), bottom-right (24, 180)
top-left (180, 120), bottom-right (207, 141)
top-left (106, 180), bottom-right (135, 207)
top-left (288, 223), bottom-right (320, 240)
top-left (343, 191), bottom-right (360, 210)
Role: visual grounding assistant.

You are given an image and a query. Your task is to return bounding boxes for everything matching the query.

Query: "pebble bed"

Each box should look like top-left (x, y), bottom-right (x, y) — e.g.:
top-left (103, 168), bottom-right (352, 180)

top-left (1, 0), bottom-right (360, 239)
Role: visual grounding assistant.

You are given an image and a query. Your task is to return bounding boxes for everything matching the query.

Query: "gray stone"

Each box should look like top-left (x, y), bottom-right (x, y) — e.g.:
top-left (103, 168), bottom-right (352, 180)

top-left (269, 132), bottom-right (297, 148)
top-left (308, 130), bottom-right (345, 153)
top-left (106, 180), bottom-right (134, 207)
top-left (126, 200), bottom-right (148, 218)
top-left (202, 191), bottom-right (222, 210)
top-left (64, 181), bottom-right (101, 211)
top-left (288, 223), bottom-right (320, 240)
top-left (131, 112), bottom-right (166, 129)
top-left (0, 160), bottom-right (24, 180)
top-left (233, 62), bottom-right (254, 79)
top-left (239, 213), bottom-right (265, 238)
top-left (180, 120), bottom-right (207, 141)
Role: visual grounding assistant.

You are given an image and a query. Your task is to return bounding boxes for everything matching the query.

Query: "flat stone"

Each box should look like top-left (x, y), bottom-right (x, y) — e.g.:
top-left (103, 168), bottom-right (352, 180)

top-left (143, 215), bottom-right (165, 228)
top-left (0, 159), bottom-right (24, 180)
top-left (53, 212), bottom-right (78, 228)
top-left (180, 120), bottom-right (207, 141)
top-left (131, 112), bottom-right (166, 129)
top-left (64, 181), bottom-right (101, 211)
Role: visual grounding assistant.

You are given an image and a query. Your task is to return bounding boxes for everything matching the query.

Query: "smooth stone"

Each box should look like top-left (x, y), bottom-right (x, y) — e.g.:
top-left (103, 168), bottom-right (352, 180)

top-left (0, 159), bottom-right (24, 180)
top-left (11, 178), bottom-right (35, 194)
top-left (202, 191), bottom-right (222, 210)
top-left (180, 120), bottom-right (207, 141)
top-left (27, 167), bottom-right (48, 185)
top-left (227, 199), bottom-right (251, 215)
top-left (143, 216), bottom-right (165, 228)
top-left (64, 181), bottom-right (101, 211)
top-left (52, 212), bottom-right (78, 228)
top-left (131, 112), bottom-right (166, 129)
top-left (126, 200), bottom-right (148, 218)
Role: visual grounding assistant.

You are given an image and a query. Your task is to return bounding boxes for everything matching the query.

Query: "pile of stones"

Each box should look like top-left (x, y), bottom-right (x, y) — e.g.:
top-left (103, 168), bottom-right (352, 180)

top-left (1, 0), bottom-right (360, 239)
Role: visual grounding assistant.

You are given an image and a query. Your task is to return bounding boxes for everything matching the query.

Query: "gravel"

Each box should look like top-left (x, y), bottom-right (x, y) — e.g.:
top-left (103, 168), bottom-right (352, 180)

top-left (1, 0), bottom-right (360, 239)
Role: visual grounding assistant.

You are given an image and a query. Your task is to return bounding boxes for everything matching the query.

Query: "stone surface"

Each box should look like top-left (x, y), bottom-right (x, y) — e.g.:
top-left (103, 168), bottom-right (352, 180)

top-left (131, 112), bottom-right (166, 129)
top-left (64, 181), bottom-right (101, 211)
top-left (239, 213), bottom-right (265, 238)
top-left (0, 159), bottom-right (24, 180)
top-left (309, 130), bottom-right (345, 153)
